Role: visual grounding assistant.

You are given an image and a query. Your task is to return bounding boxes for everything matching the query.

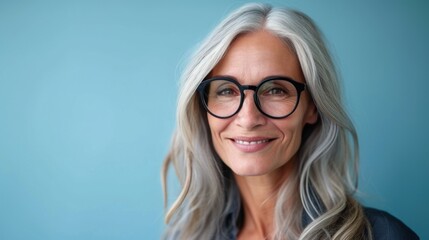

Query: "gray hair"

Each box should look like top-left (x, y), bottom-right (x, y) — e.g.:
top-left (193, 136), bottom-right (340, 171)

top-left (162, 3), bottom-right (371, 239)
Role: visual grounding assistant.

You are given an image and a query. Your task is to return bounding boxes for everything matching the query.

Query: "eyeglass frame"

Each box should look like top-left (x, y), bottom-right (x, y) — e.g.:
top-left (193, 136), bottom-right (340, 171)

top-left (197, 75), bottom-right (307, 119)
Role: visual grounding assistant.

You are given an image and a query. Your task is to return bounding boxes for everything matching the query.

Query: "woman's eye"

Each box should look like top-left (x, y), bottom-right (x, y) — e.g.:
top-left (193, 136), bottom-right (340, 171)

top-left (267, 88), bottom-right (287, 95)
top-left (217, 88), bottom-right (237, 96)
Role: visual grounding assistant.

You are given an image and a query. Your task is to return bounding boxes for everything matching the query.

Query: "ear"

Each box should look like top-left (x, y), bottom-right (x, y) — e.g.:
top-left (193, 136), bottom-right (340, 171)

top-left (304, 101), bottom-right (318, 124)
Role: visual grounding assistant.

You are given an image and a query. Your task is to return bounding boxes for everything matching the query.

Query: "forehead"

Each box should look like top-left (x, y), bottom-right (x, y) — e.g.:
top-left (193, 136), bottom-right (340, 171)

top-left (211, 30), bottom-right (304, 83)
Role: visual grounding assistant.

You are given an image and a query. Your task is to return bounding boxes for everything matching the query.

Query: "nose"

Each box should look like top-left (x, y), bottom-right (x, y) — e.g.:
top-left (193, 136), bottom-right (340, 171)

top-left (235, 91), bottom-right (266, 129)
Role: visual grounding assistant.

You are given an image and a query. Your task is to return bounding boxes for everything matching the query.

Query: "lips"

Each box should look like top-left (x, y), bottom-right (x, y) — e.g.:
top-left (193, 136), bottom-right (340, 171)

top-left (234, 139), bottom-right (270, 145)
top-left (230, 136), bottom-right (275, 153)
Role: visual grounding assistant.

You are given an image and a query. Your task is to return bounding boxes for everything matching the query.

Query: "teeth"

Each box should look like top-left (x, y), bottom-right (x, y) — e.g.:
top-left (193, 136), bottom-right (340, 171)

top-left (235, 139), bottom-right (269, 145)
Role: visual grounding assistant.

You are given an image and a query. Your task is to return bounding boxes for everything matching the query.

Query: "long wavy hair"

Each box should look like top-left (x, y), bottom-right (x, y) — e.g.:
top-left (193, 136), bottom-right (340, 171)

top-left (162, 3), bottom-right (372, 240)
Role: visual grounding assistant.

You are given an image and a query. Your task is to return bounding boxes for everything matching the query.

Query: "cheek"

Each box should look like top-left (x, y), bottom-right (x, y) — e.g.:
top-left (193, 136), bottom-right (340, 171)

top-left (279, 124), bottom-right (301, 146)
top-left (276, 114), bottom-right (307, 152)
top-left (207, 115), bottom-right (228, 151)
top-left (207, 115), bottom-right (219, 138)
top-left (301, 94), bottom-right (318, 125)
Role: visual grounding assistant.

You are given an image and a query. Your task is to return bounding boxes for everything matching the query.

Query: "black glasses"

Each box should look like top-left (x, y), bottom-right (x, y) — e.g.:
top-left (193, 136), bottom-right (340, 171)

top-left (197, 76), bottom-right (306, 119)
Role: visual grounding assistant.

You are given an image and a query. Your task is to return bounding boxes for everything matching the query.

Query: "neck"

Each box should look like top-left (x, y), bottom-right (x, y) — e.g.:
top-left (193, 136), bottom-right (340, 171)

top-left (234, 160), bottom-right (298, 239)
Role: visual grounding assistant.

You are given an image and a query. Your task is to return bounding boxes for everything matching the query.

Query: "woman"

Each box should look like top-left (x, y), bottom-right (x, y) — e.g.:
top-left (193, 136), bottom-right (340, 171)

top-left (162, 3), bottom-right (418, 240)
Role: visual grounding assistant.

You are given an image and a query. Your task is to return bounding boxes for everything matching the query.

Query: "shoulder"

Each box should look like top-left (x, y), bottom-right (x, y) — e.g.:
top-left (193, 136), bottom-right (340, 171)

top-left (364, 207), bottom-right (419, 240)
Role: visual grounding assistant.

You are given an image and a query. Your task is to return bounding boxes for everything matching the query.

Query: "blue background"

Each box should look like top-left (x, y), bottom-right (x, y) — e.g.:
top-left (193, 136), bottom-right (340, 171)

top-left (1, 0), bottom-right (428, 239)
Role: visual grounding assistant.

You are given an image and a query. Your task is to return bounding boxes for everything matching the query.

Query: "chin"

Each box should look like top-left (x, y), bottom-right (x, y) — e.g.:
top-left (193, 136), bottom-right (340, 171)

top-left (229, 164), bottom-right (273, 177)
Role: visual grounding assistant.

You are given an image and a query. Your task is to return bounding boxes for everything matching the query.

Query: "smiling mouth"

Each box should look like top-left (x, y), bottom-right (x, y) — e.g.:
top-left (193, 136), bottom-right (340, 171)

top-left (230, 137), bottom-right (274, 153)
top-left (234, 139), bottom-right (270, 145)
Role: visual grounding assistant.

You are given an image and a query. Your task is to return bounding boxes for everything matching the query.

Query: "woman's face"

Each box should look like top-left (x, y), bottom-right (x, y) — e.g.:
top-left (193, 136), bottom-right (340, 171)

top-left (207, 30), bottom-right (318, 177)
